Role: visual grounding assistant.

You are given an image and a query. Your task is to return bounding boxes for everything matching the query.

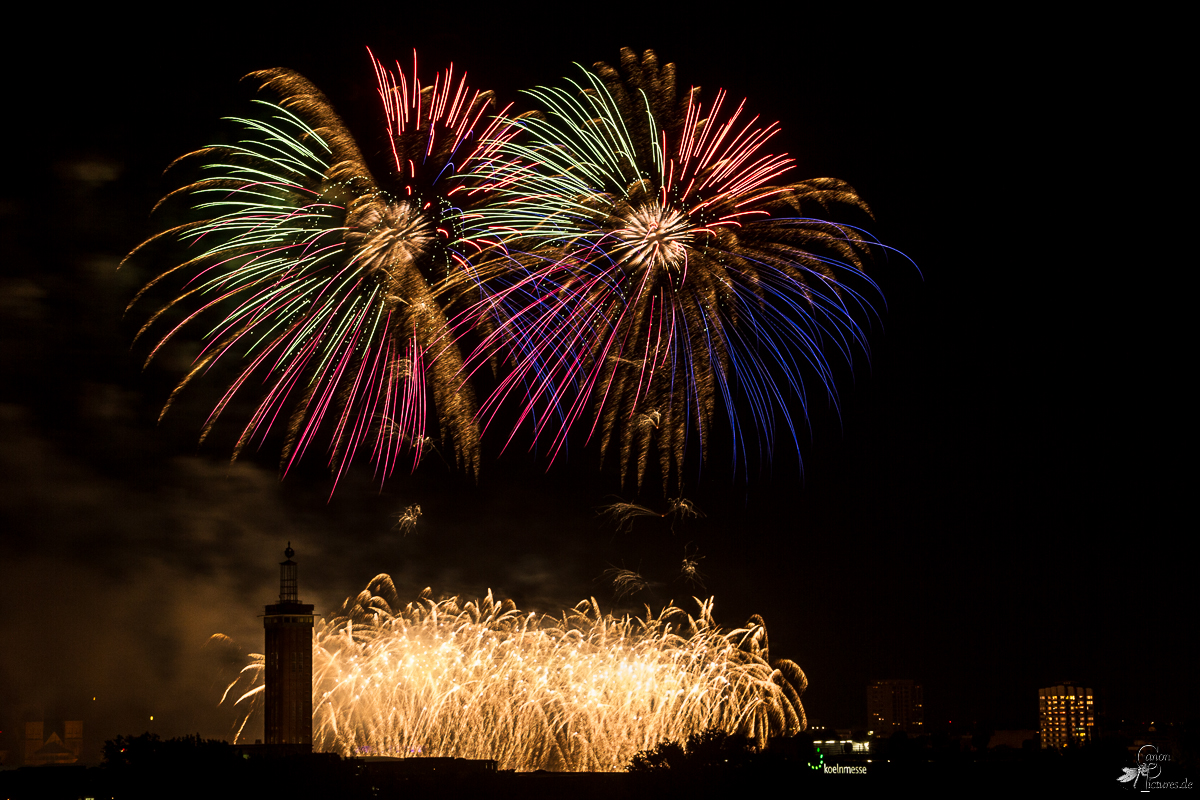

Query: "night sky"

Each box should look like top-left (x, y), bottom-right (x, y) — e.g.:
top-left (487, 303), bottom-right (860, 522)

top-left (1, 7), bottom-right (1187, 764)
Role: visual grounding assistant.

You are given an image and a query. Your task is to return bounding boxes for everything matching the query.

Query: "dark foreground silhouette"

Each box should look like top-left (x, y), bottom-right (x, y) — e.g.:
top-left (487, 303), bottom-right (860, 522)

top-left (1, 728), bottom-right (1192, 799)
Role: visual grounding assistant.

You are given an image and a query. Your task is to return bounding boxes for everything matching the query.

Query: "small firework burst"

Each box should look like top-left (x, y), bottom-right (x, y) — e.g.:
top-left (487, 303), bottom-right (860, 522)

top-left (597, 499), bottom-right (661, 532)
top-left (601, 566), bottom-right (651, 600)
top-left (394, 504), bottom-right (422, 535)
top-left (679, 542), bottom-right (706, 591)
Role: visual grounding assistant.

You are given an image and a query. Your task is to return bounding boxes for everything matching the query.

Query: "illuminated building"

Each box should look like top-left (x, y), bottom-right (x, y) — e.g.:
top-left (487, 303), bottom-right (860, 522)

top-left (23, 721), bottom-right (83, 765)
top-left (867, 680), bottom-right (924, 734)
top-left (1038, 683), bottom-right (1094, 748)
top-left (264, 544), bottom-right (314, 748)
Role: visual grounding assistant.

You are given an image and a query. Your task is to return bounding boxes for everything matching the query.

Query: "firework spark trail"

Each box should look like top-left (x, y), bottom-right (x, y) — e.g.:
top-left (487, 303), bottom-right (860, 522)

top-left (679, 543), bottom-right (706, 591)
top-left (224, 578), bottom-right (806, 771)
top-left (597, 499), bottom-right (661, 532)
top-left (596, 496), bottom-right (703, 536)
top-left (127, 52), bottom-right (524, 490)
top-left (473, 48), bottom-right (888, 493)
top-left (601, 567), bottom-right (652, 600)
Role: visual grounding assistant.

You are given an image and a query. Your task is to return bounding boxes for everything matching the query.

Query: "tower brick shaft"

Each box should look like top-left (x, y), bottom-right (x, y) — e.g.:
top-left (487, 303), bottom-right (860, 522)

top-left (264, 543), bottom-right (314, 747)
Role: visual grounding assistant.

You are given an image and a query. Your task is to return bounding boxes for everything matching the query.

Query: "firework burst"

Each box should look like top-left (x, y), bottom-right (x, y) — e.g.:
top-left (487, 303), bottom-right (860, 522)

top-left (475, 48), bottom-right (882, 492)
top-left (222, 578), bottom-right (806, 771)
top-left (127, 52), bottom-right (519, 489)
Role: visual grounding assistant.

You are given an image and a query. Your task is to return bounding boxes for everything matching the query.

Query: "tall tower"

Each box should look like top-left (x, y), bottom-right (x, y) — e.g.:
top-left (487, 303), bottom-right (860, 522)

top-left (264, 543), bottom-right (314, 747)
